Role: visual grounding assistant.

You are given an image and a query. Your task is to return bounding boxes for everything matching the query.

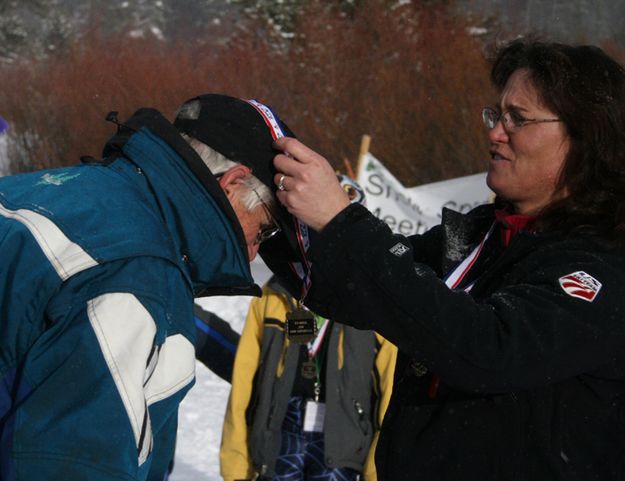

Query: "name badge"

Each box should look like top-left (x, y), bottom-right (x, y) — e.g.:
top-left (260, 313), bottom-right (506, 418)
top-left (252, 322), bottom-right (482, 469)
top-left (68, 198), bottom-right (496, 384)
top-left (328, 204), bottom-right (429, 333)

top-left (286, 308), bottom-right (317, 344)
top-left (303, 400), bottom-right (325, 432)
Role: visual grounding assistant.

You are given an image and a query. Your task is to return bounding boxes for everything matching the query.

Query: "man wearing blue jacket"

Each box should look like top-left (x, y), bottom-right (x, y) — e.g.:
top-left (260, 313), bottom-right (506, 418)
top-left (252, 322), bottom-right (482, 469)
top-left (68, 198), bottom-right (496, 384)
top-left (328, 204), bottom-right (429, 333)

top-left (0, 94), bottom-right (299, 481)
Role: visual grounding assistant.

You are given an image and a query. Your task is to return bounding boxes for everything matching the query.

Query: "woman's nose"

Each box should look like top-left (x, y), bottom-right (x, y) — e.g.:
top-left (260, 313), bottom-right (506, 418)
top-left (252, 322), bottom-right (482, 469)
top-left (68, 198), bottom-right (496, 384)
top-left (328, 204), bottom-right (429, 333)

top-left (488, 119), bottom-right (509, 143)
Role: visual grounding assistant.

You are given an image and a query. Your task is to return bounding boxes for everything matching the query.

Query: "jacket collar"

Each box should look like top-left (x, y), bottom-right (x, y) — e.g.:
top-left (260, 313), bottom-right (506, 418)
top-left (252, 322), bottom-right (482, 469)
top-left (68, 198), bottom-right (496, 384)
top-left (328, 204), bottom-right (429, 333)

top-left (440, 204), bottom-right (497, 274)
top-left (103, 108), bottom-right (261, 297)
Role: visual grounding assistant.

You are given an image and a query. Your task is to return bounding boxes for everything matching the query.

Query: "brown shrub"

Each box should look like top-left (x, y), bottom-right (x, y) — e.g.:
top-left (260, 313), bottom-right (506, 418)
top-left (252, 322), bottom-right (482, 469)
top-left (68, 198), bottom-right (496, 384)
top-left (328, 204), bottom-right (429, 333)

top-left (281, 0), bottom-right (495, 184)
top-left (1, 28), bottom-right (214, 171)
top-left (0, 1), bottom-right (498, 184)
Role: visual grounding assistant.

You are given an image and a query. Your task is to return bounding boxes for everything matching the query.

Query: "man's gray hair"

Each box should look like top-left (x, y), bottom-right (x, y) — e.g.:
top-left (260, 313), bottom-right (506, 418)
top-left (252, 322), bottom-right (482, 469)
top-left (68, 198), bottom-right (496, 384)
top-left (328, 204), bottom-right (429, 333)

top-left (181, 133), bottom-right (276, 213)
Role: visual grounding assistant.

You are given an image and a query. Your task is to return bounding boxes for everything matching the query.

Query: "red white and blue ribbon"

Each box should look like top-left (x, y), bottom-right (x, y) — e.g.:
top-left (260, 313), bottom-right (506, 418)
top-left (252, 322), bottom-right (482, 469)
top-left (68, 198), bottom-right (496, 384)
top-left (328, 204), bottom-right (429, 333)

top-left (246, 99), bottom-right (287, 141)
top-left (443, 222), bottom-right (496, 292)
top-left (245, 99), bottom-right (315, 299)
top-left (429, 221), bottom-right (496, 399)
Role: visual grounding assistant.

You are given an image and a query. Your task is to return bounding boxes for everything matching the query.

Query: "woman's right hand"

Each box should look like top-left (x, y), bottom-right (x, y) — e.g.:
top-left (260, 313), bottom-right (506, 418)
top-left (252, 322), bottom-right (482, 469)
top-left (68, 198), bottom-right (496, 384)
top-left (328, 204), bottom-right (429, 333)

top-left (273, 137), bottom-right (350, 232)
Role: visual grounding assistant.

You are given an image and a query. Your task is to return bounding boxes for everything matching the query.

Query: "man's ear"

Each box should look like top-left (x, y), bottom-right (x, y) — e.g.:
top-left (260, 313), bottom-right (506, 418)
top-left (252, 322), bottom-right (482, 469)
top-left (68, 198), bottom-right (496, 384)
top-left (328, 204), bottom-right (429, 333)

top-left (218, 164), bottom-right (252, 193)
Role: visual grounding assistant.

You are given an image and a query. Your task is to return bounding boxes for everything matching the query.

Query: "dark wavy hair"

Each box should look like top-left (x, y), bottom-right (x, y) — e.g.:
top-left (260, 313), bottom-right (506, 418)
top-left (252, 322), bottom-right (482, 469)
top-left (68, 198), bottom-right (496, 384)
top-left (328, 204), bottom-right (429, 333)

top-left (491, 39), bottom-right (625, 243)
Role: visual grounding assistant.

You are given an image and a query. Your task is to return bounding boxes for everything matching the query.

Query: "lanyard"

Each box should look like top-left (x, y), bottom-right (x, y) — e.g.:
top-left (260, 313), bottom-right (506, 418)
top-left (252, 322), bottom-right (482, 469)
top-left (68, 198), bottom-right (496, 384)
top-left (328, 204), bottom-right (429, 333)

top-left (428, 222), bottom-right (496, 399)
top-left (307, 315), bottom-right (331, 358)
top-left (307, 316), bottom-right (332, 402)
top-left (443, 222), bottom-right (496, 291)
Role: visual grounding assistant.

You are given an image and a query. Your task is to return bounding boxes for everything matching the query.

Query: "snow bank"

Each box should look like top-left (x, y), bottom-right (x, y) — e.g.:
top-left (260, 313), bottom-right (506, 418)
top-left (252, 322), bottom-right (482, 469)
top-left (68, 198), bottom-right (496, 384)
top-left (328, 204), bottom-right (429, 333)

top-left (171, 258), bottom-right (272, 480)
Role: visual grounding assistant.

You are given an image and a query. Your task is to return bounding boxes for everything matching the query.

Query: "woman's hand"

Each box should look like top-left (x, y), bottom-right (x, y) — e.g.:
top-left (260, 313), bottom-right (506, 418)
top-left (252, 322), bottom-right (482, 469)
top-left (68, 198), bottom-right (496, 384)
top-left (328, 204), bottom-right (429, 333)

top-left (273, 137), bottom-right (350, 231)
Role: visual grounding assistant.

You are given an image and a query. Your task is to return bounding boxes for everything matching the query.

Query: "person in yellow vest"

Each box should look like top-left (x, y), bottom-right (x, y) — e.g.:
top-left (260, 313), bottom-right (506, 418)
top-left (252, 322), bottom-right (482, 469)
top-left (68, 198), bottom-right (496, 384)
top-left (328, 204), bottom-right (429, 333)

top-left (220, 275), bottom-right (396, 481)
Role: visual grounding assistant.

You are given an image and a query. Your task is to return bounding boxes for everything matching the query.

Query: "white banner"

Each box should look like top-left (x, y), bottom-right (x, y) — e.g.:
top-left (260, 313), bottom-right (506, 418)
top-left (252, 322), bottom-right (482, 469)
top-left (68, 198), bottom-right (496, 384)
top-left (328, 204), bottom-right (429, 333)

top-left (356, 152), bottom-right (493, 235)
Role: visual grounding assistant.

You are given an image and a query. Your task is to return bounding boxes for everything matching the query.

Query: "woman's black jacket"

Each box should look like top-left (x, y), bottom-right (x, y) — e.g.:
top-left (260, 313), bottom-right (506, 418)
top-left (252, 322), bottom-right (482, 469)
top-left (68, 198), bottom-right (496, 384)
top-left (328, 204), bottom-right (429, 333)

top-left (300, 203), bottom-right (625, 481)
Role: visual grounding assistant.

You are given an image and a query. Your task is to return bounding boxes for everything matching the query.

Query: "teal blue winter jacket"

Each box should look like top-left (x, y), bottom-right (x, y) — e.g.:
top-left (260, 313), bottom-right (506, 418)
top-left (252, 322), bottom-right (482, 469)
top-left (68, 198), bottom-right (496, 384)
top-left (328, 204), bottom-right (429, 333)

top-left (0, 109), bottom-right (259, 481)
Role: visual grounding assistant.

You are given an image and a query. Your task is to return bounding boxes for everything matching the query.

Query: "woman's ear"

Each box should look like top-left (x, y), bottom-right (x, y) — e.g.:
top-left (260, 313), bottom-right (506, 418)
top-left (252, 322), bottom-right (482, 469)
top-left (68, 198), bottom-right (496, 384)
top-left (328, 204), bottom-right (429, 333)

top-left (218, 164), bottom-right (252, 193)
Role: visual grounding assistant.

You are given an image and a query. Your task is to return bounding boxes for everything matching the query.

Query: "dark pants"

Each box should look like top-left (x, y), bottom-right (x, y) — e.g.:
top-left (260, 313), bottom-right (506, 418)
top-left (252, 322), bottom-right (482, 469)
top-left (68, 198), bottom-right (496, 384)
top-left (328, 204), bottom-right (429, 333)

top-left (260, 397), bottom-right (361, 481)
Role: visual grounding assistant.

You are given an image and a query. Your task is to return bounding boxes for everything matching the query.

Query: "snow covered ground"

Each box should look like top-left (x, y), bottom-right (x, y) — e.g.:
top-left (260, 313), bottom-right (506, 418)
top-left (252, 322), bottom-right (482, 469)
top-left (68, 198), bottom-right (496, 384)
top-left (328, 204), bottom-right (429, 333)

top-left (170, 258), bottom-right (273, 481)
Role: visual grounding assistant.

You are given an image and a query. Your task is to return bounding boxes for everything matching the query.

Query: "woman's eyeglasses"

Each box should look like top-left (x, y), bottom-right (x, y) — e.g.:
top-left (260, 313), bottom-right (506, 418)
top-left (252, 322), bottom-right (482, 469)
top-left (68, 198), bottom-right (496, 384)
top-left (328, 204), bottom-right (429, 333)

top-left (482, 107), bottom-right (561, 132)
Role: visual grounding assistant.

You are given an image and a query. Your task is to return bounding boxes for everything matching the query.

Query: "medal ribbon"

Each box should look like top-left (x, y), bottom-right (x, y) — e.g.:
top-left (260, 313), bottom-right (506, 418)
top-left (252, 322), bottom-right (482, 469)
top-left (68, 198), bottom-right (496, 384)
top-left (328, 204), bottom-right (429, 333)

top-left (443, 222), bottom-right (496, 291)
top-left (428, 222), bottom-right (496, 399)
top-left (246, 99), bottom-right (314, 301)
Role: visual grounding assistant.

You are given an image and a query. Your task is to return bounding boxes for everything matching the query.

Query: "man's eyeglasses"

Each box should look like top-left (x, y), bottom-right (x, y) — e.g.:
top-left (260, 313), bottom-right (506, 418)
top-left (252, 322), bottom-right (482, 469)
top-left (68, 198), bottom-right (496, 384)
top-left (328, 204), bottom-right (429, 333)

top-left (481, 107), bottom-right (561, 132)
top-left (251, 188), bottom-right (281, 245)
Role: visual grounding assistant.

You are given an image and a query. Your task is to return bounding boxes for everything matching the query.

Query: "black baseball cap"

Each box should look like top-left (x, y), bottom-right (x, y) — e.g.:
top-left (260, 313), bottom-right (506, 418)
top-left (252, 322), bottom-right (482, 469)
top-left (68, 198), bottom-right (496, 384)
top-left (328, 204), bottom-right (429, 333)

top-left (173, 94), bottom-right (294, 207)
top-left (174, 94), bottom-right (309, 297)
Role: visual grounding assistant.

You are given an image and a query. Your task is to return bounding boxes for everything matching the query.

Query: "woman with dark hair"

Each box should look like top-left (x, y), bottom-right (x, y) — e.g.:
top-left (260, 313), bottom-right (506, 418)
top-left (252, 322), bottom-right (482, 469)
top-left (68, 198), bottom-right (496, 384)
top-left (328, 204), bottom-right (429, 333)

top-left (267, 39), bottom-right (625, 481)
top-left (488, 40), bottom-right (625, 239)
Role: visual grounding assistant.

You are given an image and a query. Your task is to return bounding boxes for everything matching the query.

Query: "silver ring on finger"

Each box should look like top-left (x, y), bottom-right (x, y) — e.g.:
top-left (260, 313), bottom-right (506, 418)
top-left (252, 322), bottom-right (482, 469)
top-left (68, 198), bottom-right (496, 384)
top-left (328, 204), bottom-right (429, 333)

top-left (278, 174), bottom-right (286, 191)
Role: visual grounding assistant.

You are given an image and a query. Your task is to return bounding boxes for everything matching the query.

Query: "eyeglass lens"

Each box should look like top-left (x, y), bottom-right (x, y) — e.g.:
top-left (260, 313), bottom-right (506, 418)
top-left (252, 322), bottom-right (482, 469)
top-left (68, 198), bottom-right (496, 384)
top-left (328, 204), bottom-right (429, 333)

top-left (482, 108), bottom-right (499, 129)
top-left (251, 188), bottom-right (280, 244)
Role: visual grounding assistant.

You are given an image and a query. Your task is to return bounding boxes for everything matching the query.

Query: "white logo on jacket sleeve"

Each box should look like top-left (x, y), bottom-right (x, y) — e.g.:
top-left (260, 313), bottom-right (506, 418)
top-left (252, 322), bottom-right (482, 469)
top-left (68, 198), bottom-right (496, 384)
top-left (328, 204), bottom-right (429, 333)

top-left (390, 242), bottom-right (410, 257)
top-left (558, 271), bottom-right (602, 302)
top-left (0, 203), bottom-right (97, 280)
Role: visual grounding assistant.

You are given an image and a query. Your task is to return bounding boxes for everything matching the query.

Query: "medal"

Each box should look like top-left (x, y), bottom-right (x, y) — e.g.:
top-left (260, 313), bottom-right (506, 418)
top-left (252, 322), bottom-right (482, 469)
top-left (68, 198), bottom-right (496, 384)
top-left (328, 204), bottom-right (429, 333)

top-left (300, 359), bottom-right (317, 380)
top-left (286, 307), bottom-right (317, 344)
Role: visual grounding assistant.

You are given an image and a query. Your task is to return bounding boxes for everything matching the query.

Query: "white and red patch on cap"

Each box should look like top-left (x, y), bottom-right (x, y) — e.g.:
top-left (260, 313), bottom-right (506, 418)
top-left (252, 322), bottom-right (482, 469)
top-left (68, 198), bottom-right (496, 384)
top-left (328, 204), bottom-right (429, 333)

top-left (558, 271), bottom-right (602, 302)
